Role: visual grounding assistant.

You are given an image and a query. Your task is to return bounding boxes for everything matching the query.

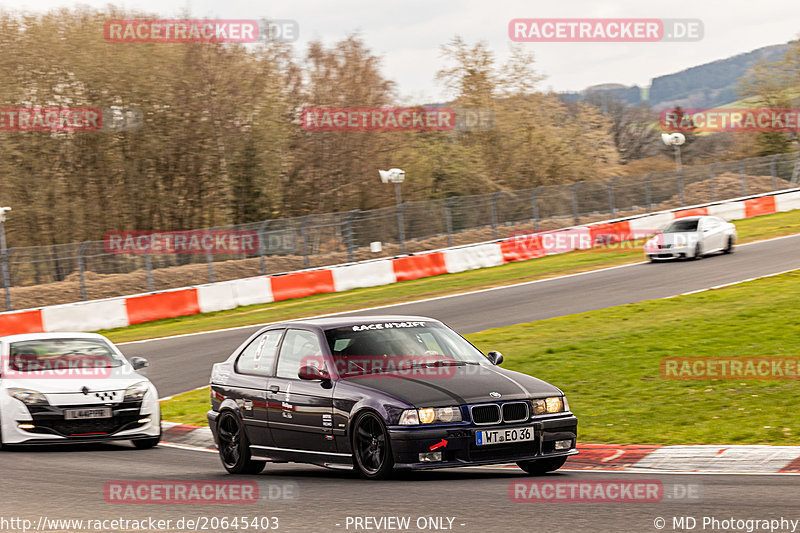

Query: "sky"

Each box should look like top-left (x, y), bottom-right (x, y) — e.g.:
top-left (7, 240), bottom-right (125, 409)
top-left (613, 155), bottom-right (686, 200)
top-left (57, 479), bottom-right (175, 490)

top-left (2, 0), bottom-right (797, 104)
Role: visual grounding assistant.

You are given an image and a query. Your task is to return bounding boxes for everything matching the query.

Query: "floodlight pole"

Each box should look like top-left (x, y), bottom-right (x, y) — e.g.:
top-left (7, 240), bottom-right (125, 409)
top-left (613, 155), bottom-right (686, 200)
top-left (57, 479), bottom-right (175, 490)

top-left (0, 207), bottom-right (11, 311)
top-left (673, 145), bottom-right (682, 172)
top-left (394, 181), bottom-right (406, 254)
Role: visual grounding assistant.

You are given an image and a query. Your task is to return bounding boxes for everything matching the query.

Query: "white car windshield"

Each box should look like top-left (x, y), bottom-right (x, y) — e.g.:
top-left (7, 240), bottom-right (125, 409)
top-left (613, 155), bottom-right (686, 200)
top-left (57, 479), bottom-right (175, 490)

top-left (7, 338), bottom-right (126, 372)
top-left (664, 220), bottom-right (699, 233)
top-left (324, 322), bottom-right (488, 376)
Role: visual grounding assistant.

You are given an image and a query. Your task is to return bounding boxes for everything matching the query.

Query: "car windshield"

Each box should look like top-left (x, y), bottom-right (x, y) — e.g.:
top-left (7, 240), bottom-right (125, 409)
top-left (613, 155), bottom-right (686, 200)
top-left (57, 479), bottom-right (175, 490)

top-left (324, 321), bottom-right (488, 376)
top-left (7, 338), bottom-right (126, 372)
top-left (664, 219), bottom-right (699, 233)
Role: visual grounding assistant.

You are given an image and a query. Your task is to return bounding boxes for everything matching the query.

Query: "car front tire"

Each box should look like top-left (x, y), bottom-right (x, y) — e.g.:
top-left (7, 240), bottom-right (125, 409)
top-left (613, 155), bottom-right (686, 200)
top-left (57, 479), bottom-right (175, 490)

top-left (723, 236), bottom-right (734, 254)
top-left (517, 456), bottom-right (568, 475)
top-left (692, 243), bottom-right (702, 260)
top-left (352, 411), bottom-right (394, 480)
top-left (216, 411), bottom-right (266, 475)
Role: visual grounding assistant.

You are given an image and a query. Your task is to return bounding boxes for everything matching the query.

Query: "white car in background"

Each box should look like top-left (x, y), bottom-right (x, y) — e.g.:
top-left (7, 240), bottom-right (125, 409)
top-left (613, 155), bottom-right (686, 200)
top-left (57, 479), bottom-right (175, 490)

top-left (644, 215), bottom-right (737, 262)
top-left (0, 332), bottom-right (161, 448)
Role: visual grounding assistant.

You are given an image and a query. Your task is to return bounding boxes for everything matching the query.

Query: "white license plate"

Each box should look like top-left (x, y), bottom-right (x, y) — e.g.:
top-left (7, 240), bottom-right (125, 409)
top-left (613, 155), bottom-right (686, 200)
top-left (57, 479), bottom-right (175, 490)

top-left (476, 426), bottom-right (535, 446)
top-left (64, 408), bottom-right (112, 420)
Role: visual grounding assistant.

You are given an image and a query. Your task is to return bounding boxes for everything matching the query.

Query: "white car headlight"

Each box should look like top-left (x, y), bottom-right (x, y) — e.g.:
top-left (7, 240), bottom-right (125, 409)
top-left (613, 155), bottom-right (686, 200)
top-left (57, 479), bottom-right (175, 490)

top-left (124, 381), bottom-right (150, 401)
top-left (8, 387), bottom-right (49, 406)
top-left (532, 396), bottom-right (567, 415)
top-left (398, 407), bottom-right (462, 425)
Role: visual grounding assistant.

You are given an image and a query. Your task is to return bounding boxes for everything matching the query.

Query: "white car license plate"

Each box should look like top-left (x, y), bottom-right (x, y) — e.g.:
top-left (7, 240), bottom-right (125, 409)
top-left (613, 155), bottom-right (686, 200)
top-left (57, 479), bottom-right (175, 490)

top-left (475, 426), bottom-right (535, 446)
top-left (64, 408), bottom-right (112, 420)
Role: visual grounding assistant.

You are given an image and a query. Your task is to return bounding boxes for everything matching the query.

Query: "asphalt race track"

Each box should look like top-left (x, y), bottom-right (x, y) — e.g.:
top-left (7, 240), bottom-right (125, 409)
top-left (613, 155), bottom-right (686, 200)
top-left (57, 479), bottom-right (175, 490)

top-left (2, 444), bottom-right (799, 533)
top-left (123, 234), bottom-right (800, 397)
top-left (2, 235), bottom-right (799, 532)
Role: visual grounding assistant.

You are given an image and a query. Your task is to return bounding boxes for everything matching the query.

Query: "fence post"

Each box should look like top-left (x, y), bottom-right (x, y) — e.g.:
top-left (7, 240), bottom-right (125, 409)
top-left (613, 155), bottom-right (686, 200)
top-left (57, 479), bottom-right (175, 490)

top-left (444, 198), bottom-right (455, 247)
top-left (145, 250), bottom-right (154, 292)
top-left (571, 182), bottom-right (581, 225)
top-left (78, 241), bottom-right (89, 301)
top-left (1, 248), bottom-right (11, 311)
top-left (709, 163), bottom-right (718, 202)
top-left (608, 177), bottom-right (618, 217)
top-left (490, 192), bottom-right (500, 239)
top-left (677, 169), bottom-right (685, 207)
top-left (644, 172), bottom-right (653, 211)
top-left (740, 160), bottom-right (747, 196)
top-left (770, 154), bottom-right (779, 190)
top-left (791, 152), bottom-right (800, 187)
top-left (531, 186), bottom-right (541, 232)
top-left (258, 220), bottom-right (270, 275)
top-left (344, 209), bottom-right (359, 263)
top-left (301, 215), bottom-right (312, 269)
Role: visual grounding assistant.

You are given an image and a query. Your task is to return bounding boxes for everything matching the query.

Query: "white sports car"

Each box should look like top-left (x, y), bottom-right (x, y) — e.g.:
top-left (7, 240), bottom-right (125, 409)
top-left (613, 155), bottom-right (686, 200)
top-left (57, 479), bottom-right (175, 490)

top-left (0, 332), bottom-right (161, 448)
top-left (644, 215), bottom-right (737, 262)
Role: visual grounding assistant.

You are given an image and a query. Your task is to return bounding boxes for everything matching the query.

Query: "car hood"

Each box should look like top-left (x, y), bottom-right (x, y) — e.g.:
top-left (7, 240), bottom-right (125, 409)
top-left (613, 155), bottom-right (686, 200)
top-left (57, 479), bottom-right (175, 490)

top-left (2, 365), bottom-right (147, 394)
top-left (340, 364), bottom-right (563, 407)
top-left (661, 232), bottom-right (698, 246)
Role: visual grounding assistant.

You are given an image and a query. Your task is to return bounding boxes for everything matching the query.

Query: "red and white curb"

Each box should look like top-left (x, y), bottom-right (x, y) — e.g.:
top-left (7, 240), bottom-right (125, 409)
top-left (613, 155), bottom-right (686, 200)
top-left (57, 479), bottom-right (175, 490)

top-left (161, 422), bottom-right (215, 450)
top-left (160, 423), bottom-right (800, 473)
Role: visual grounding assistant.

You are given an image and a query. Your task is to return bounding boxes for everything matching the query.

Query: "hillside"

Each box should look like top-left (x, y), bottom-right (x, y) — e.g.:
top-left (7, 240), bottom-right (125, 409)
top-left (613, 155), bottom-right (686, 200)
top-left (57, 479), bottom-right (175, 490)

top-left (561, 42), bottom-right (791, 110)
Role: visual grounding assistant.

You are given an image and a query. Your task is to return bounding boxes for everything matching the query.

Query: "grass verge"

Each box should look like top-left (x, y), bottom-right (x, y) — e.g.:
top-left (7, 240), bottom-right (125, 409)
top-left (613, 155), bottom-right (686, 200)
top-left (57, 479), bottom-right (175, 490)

top-left (162, 269), bottom-right (800, 445)
top-left (160, 388), bottom-right (211, 426)
top-left (106, 210), bottom-right (800, 344)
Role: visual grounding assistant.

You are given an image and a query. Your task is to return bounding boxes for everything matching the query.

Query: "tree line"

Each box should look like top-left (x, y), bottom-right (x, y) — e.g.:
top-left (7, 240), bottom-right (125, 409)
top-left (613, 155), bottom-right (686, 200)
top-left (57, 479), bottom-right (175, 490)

top-left (0, 8), bottom-right (795, 248)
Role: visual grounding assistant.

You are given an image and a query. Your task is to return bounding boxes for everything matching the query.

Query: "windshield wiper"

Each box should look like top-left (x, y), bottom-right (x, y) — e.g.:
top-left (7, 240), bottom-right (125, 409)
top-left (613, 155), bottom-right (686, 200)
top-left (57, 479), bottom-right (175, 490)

top-left (411, 360), bottom-right (477, 368)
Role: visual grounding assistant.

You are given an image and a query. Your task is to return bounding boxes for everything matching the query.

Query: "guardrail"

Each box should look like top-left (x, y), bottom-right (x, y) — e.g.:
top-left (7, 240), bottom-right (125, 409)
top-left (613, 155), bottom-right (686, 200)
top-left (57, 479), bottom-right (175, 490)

top-left (1, 186), bottom-right (798, 337)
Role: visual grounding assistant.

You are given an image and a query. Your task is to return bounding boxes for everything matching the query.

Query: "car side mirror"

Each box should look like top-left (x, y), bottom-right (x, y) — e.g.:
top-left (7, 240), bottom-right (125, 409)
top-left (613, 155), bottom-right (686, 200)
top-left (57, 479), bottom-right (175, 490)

top-left (487, 351), bottom-right (503, 365)
top-left (130, 357), bottom-right (150, 370)
top-left (298, 365), bottom-right (330, 381)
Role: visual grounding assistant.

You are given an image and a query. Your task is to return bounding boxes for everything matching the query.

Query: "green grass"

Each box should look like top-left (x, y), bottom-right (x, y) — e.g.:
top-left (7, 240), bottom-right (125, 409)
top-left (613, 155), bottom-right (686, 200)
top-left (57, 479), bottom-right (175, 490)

top-left (467, 270), bottom-right (800, 445)
top-left (105, 210), bottom-right (800, 344)
top-left (160, 387), bottom-right (211, 426)
top-left (161, 269), bottom-right (800, 444)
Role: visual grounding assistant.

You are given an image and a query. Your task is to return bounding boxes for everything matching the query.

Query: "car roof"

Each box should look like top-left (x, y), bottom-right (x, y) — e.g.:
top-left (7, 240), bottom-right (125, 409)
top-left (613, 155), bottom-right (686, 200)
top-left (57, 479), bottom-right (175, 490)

top-left (272, 315), bottom-right (440, 330)
top-left (0, 331), bottom-right (111, 343)
top-left (670, 215), bottom-right (705, 222)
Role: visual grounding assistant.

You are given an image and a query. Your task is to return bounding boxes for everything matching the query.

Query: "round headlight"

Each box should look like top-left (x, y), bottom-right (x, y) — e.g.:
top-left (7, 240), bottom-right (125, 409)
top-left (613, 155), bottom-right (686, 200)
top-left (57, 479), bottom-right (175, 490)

top-left (418, 408), bottom-right (436, 424)
top-left (437, 407), bottom-right (457, 423)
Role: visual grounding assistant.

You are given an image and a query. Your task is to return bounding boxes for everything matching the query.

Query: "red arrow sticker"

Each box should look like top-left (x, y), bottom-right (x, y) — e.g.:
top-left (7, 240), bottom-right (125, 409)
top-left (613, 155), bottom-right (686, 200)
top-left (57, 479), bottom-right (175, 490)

top-left (429, 439), bottom-right (448, 451)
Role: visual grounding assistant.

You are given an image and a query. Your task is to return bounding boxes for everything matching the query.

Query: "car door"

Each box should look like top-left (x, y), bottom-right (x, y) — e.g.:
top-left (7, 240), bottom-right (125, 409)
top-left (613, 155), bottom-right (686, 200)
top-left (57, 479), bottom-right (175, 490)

top-left (266, 328), bottom-right (337, 454)
top-left (703, 218), bottom-right (724, 251)
top-left (231, 328), bottom-right (284, 446)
